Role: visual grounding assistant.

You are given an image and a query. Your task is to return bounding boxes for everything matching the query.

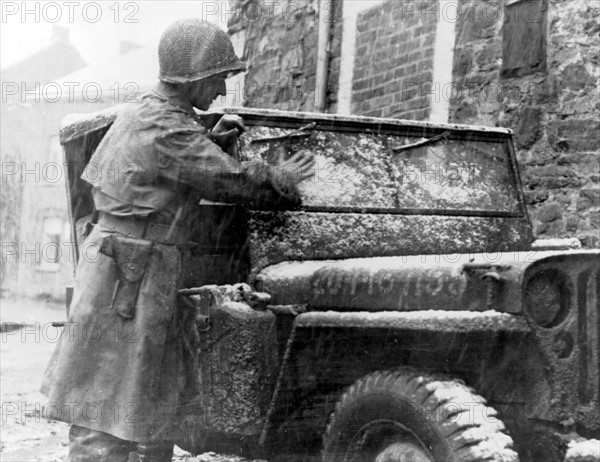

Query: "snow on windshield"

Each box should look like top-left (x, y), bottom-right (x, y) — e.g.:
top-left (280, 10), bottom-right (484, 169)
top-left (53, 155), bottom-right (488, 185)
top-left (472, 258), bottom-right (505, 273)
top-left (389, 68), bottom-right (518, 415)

top-left (240, 127), bottom-right (520, 213)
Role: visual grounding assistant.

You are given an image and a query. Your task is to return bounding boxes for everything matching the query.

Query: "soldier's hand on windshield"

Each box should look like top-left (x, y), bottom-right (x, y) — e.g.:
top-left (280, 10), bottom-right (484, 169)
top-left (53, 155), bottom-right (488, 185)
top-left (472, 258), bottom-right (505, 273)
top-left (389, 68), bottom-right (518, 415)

top-left (210, 115), bottom-right (245, 151)
top-left (276, 150), bottom-right (315, 184)
top-left (266, 145), bottom-right (289, 165)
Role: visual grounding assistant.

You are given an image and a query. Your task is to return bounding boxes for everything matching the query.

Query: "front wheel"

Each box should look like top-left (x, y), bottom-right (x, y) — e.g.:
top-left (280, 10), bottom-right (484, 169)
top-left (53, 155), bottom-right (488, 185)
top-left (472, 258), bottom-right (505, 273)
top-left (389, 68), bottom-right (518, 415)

top-left (322, 369), bottom-right (518, 462)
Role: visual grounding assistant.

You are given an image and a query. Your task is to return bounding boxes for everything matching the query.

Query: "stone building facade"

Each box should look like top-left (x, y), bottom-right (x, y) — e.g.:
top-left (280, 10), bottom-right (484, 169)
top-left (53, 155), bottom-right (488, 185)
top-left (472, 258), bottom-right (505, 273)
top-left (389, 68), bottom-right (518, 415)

top-left (226, 0), bottom-right (599, 246)
top-left (449, 0), bottom-right (599, 247)
top-left (1, 36), bottom-right (153, 299)
top-left (227, 0), bottom-right (343, 112)
top-left (1, 26), bottom-right (86, 298)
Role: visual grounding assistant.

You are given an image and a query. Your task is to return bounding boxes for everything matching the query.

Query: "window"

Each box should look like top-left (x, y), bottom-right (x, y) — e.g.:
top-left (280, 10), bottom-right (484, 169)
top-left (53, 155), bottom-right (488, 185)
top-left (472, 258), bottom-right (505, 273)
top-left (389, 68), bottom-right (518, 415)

top-left (502, 0), bottom-right (547, 77)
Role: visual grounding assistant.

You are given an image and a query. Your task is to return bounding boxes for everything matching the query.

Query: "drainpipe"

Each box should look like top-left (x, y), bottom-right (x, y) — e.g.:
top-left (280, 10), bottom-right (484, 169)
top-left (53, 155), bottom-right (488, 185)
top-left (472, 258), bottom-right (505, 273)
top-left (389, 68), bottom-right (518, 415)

top-left (315, 0), bottom-right (333, 112)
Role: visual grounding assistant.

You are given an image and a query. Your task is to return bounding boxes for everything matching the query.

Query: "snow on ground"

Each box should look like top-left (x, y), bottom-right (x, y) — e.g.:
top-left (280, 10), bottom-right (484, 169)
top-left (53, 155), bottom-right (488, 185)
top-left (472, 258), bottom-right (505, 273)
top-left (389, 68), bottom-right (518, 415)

top-left (0, 297), bottom-right (254, 462)
top-left (565, 439), bottom-right (600, 462)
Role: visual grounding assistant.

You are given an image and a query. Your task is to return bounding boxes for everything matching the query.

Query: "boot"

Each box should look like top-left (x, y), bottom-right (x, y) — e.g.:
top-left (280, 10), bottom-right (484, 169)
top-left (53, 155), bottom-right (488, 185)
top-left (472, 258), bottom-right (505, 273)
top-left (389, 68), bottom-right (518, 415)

top-left (128, 441), bottom-right (174, 462)
top-left (68, 425), bottom-right (135, 462)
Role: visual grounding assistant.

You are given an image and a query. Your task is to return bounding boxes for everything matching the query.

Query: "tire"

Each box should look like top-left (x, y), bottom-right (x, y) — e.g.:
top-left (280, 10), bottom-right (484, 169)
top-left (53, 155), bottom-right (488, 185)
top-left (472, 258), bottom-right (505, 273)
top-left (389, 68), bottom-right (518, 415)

top-left (322, 369), bottom-right (519, 462)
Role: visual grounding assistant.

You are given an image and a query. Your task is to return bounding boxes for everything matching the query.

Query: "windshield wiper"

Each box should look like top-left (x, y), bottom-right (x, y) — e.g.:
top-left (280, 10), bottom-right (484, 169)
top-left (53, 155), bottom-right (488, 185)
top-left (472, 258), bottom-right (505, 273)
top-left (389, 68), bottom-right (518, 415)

top-left (392, 131), bottom-right (450, 153)
top-left (250, 122), bottom-right (316, 144)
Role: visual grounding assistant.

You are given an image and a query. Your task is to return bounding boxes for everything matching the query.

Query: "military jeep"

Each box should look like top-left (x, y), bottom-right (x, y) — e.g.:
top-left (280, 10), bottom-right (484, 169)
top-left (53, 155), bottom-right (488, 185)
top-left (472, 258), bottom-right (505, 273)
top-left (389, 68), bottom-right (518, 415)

top-left (59, 107), bottom-right (599, 462)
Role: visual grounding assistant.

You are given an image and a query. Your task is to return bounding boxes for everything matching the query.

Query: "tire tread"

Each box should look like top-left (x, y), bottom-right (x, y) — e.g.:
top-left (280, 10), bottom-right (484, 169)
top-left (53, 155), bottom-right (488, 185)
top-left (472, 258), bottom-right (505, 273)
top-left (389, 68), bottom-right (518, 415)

top-left (322, 368), bottom-right (519, 462)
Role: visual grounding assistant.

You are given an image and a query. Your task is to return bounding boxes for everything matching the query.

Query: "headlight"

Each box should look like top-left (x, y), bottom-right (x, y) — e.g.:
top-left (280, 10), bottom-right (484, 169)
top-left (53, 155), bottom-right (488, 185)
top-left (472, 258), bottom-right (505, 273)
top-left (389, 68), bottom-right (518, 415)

top-left (524, 269), bottom-right (571, 327)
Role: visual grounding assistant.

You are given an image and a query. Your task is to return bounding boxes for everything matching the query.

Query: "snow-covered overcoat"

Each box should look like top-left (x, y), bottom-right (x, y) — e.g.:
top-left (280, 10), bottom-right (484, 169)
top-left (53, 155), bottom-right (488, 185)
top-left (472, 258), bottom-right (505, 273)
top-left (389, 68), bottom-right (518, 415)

top-left (41, 88), bottom-right (300, 442)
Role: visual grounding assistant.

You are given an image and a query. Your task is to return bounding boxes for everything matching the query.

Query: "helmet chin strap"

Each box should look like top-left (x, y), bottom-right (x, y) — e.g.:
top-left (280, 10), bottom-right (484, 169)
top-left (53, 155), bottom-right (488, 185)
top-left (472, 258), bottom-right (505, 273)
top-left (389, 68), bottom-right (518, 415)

top-left (183, 77), bottom-right (226, 111)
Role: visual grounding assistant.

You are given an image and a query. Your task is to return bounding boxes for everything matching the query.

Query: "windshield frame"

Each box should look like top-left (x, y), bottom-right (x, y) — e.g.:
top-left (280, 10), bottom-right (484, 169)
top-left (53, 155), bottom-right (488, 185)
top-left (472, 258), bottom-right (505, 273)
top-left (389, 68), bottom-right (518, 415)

top-left (228, 108), bottom-right (530, 220)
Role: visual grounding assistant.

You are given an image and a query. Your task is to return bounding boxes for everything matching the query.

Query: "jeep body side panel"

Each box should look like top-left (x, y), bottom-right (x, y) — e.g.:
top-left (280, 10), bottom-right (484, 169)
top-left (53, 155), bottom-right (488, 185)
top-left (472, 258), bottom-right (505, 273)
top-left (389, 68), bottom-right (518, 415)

top-left (195, 301), bottom-right (278, 435)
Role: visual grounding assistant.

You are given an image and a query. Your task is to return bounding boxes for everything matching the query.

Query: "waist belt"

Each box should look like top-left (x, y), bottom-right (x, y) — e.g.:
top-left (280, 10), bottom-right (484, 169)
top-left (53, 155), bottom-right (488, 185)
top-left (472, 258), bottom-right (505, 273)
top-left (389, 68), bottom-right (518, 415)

top-left (98, 213), bottom-right (189, 246)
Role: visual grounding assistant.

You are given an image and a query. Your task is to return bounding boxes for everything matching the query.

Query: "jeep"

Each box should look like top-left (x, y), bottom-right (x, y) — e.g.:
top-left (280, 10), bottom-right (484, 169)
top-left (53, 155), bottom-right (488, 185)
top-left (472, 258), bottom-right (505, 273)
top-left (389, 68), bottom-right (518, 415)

top-left (59, 107), bottom-right (599, 462)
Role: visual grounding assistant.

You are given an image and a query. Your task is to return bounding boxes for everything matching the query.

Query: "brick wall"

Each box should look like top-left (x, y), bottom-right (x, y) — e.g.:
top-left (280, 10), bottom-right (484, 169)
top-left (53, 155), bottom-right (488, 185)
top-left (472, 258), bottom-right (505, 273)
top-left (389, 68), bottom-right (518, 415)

top-left (227, 0), bottom-right (342, 112)
top-left (352, 0), bottom-right (437, 119)
top-left (450, 0), bottom-right (599, 246)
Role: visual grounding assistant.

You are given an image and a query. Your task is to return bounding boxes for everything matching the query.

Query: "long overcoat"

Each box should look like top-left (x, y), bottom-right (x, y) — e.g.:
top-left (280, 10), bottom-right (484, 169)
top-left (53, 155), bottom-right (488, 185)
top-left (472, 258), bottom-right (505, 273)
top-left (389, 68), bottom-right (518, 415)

top-left (41, 89), bottom-right (300, 442)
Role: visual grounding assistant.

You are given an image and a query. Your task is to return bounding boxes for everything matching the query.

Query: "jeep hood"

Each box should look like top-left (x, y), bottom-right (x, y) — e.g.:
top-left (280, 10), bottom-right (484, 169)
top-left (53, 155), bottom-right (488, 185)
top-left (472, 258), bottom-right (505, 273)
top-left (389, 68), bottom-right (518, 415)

top-left (255, 250), bottom-right (599, 314)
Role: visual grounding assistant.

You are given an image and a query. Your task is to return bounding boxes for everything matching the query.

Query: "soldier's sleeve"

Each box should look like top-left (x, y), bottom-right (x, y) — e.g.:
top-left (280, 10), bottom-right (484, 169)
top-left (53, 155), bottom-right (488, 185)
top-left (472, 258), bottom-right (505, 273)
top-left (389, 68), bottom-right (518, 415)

top-left (153, 116), bottom-right (302, 210)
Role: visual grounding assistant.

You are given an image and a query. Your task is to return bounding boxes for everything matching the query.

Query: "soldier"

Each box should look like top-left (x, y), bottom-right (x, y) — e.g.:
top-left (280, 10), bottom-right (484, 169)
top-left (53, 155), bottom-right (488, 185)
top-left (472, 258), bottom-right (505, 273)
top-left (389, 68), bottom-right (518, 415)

top-left (41, 19), bottom-right (314, 462)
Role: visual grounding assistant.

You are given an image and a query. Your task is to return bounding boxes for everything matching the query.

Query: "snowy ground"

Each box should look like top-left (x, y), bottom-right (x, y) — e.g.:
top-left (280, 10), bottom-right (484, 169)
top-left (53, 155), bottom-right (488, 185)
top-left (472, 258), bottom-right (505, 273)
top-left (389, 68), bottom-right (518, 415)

top-left (1, 297), bottom-right (69, 461)
top-left (566, 439), bottom-right (600, 462)
top-left (0, 297), bottom-right (255, 462)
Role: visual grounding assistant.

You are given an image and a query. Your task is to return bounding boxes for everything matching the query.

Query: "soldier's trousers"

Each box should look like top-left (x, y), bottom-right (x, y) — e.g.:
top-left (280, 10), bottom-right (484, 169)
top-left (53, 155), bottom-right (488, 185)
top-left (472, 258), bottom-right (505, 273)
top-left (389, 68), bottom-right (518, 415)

top-left (68, 425), bottom-right (174, 462)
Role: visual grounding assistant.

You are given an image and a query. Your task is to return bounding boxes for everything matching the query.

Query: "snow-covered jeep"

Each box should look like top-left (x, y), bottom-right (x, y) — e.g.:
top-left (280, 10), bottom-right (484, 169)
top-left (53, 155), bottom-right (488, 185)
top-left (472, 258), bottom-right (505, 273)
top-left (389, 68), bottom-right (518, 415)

top-left (60, 107), bottom-right (599, 462)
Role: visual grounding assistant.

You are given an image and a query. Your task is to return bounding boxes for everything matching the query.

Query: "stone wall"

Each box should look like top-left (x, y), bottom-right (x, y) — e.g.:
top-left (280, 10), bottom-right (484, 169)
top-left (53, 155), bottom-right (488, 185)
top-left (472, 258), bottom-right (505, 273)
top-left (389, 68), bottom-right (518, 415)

top-left (352, 1), bottom-right (437, 119)
top-left (450, 0), bottom-right (599, 246)
top-left (228, 0), bottom-right (343, 112)
top-left (230, 0), bottom-right (599, 245)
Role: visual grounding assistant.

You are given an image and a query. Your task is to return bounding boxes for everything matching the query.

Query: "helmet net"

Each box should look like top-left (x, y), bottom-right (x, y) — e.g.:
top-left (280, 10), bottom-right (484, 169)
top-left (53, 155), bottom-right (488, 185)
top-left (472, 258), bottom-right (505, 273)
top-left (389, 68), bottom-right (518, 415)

top-left (158, 19), bottom-right (246, 83)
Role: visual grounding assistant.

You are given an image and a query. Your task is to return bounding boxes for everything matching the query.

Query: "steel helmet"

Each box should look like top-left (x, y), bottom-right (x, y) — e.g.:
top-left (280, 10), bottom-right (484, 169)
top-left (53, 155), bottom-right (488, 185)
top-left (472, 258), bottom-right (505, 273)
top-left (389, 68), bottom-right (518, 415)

top-left (158, 19), bottom-right (246, 83)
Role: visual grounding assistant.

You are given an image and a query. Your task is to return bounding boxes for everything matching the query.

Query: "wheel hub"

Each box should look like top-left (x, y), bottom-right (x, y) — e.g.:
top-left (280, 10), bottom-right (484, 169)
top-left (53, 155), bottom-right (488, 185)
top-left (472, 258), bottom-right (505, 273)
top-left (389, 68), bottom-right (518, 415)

top-left (347, 419), bottom-right (434, 462)
top-left (375, 441), bottom-right (433, 462)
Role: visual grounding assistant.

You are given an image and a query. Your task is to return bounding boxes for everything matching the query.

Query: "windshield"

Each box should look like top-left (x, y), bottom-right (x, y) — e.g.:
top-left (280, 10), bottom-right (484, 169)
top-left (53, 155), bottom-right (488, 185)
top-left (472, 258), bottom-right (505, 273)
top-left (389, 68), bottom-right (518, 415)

top-left (241, 127), bottom-right (521, 214)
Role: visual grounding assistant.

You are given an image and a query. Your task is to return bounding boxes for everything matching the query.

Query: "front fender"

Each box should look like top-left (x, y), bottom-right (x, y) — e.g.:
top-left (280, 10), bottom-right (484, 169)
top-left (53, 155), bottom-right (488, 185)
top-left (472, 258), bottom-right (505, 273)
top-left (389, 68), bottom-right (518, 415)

top-left (261, 309), bottom-right (533, 446)
top-left (294, 309), bottom-right (530, 333)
